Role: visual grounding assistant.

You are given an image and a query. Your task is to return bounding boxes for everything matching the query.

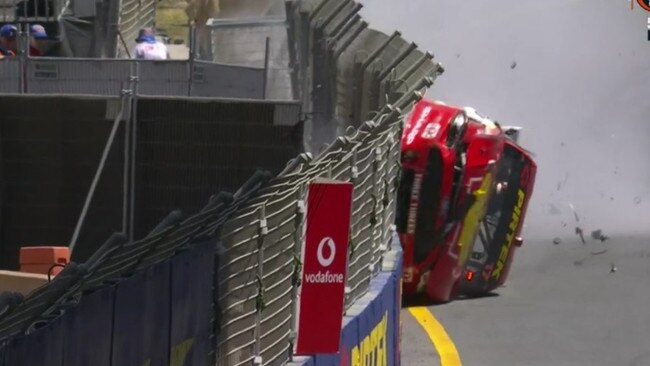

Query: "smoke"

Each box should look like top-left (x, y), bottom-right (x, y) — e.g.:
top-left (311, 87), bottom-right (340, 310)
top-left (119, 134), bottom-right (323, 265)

top-left (360, 0), bottom-right (650, 238)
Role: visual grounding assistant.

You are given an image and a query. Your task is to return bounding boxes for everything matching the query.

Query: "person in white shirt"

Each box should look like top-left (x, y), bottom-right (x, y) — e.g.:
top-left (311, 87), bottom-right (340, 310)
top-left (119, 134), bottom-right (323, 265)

top-left (133, 28), bottom-right (170, 60)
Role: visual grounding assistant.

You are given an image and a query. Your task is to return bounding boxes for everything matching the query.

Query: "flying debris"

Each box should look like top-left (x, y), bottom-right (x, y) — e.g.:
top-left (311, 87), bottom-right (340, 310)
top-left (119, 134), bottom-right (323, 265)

top-left (548, 204), bottom-right (561, 215)
top-left (569, 203), bottom-right (580, 222)
top-left (634, 196), bottom-right (642, 205)
top-left (510, 61), bottom-right (517, 69)
top-left (590, 229), bottom-right (609, 242)
top-left (609, 263), bottom-right (617, 273)
top-left (575, 227), bottom-right (586, 244)
top-left (553, 237), bottom-right (561, 245)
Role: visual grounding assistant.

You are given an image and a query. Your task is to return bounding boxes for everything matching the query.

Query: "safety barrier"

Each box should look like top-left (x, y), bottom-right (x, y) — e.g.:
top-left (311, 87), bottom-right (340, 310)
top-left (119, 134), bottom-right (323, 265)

top-left (0, 57), bottom-right (268, 99)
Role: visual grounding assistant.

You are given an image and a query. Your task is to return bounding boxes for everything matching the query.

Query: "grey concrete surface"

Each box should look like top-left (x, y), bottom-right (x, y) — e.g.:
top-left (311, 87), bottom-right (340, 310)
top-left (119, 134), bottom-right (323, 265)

top-left (426, 234), bottom-right (650, 366)
top-left (357, 0), bottom-right (650, 365)
top-left (400, 307), bottom-right (441, 365)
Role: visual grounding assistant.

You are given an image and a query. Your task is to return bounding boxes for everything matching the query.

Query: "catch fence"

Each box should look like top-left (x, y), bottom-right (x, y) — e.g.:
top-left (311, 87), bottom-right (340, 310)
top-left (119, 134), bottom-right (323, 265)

top-left (210, 0), bottom-right (444, 363)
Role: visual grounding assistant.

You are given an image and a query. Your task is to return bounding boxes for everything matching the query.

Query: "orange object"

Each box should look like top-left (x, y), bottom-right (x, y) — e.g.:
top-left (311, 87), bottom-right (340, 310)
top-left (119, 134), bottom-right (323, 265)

top-left (465, 270), bottom-right (474, 281)
top-left (19, 247), bottom-right (70, 276)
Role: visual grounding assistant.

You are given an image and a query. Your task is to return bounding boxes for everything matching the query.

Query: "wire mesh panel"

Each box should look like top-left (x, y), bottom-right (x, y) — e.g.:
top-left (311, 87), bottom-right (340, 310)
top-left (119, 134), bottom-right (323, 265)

top-left (208, 17), bottom-right (294, 100)
top-left (0, 58), bottom-right (21, 93)
top-left (190, 60), bottom-right (266, 99)
top-left (25, 58), bottom-right (132, 95)
top-left (134, 97), bottom-right (302, 238)
top-left (137, 60), bottom-right (190, 96)
top-left (0, 95), bottom-right (125, 268)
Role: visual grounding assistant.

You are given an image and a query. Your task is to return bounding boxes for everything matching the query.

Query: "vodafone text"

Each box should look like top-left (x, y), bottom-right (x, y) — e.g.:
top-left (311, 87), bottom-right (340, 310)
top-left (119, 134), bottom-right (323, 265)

top-left (304, 270), bottom-right (345, 284)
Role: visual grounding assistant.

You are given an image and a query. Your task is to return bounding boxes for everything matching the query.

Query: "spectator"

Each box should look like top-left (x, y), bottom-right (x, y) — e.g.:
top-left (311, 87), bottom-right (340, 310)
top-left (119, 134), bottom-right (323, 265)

top-left (133, 28), bottom-right (170, 60)
top-left (29, 24), bottom-right (47, 56)
top-left (0, 24), bottom-right (17, 57)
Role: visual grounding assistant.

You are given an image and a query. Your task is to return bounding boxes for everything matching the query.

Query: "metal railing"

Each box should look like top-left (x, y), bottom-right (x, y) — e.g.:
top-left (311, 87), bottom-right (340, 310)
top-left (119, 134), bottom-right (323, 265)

top-left (0, 0), bottom-right (64, 23)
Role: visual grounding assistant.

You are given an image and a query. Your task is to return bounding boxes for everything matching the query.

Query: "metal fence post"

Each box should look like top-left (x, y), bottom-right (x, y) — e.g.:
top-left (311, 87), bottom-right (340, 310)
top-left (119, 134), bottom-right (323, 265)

top-left (70, 91), bottom-right (128, 253)
top-left (253, 204), bottom-right (268, 366)
top-left (285, 0), bottom-right (300, 101)
top-left (127, 61), bottom-right (140, 241)
top-left (344, 145), bottom-right (358, 307)
top-left (288, 186), bottom-right (305, 361)
top-left (369, 143), bottom-right (383, 277)
top-left (263, 37), bottom-right (270, 100)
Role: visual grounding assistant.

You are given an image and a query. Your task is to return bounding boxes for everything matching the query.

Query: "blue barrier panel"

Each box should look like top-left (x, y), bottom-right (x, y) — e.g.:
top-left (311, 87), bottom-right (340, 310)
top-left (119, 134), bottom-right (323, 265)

top-left (4, 315), bottom-right (64, 366)
top-left (112, 261), bottom-right (171, 366)
top-left (383, 275), bottom-right (396, 366)
top-left (62, 286), bottom-right (115, 366)
top-left (169, 241), bottom-right (215, 366)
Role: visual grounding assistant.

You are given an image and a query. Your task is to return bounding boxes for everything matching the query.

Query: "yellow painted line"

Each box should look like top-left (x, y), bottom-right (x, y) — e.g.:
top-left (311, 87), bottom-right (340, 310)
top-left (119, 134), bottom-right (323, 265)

top-left (408, 307), bottom-right (463, 366)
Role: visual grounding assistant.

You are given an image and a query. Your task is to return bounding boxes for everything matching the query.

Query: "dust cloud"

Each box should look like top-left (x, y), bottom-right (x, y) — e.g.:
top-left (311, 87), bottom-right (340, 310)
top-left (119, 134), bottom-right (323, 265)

top-left (359, 0), bottom-right (650, 239)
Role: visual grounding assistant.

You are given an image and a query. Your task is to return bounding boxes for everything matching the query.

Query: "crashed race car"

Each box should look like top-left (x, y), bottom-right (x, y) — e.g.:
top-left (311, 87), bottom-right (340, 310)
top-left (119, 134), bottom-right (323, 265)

top-left (395, 99), bottom-right (537, 302)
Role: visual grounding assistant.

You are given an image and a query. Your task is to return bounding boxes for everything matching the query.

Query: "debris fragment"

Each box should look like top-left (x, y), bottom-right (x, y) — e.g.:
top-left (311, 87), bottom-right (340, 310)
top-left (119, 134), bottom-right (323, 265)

top-left (569, 203), bottom-right (580, 222)
top-left (561, 221), bottom-right (567, 228)
top-left (609, 263), bottom-right (617, 273)
top-left (548, 204), bottom-right (561, 215)
top-left (553, 237), bottom-right (561, 245)
top-left (590, 229), bottom-right (609, 242)
top-left (634, 196), bottom-right (642, 205)
top-left (591, 249), bottom-right (608, 256)
top-left (573, 258), bottom-right (585, 266)
top-left (575, 227), bottom-right (586, 244)
top-left (510, 61), bottom-right (517, 69)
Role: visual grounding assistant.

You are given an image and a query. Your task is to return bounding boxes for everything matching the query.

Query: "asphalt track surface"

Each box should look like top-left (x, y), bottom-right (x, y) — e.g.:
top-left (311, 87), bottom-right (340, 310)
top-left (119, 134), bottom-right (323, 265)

top-left (358, 1), bottom-right (650, 365)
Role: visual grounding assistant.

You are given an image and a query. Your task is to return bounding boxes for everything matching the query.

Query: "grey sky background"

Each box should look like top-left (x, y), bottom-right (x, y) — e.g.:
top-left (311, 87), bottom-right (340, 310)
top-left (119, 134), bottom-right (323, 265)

top-left (359, 0), bottom-right (650, 239)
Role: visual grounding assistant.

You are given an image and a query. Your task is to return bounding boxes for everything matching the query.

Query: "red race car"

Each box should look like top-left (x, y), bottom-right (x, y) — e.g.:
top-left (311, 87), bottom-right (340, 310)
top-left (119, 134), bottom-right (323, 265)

top-left (395, 99), bottom-right (536, 302)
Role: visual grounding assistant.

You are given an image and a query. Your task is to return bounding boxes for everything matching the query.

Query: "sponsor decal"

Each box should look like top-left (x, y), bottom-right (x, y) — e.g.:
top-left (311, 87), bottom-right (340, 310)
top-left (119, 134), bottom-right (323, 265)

top-left (304, 270), bottom-right (345, 284)
top-left (492, 188), bottom-right (526, 279)
top-left (406, 173), bottom-right (423, 234)
top-left (350, 312), bottom-right (389, 366)
top-left (456, 173), bottom-right (493, 266)
top-left (295, 180), bottom-right (353, 355)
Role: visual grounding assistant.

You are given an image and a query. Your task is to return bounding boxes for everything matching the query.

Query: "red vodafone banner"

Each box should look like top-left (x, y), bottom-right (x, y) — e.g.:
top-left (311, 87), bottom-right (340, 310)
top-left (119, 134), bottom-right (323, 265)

top-left (295, 178), bottom-right (353, 355)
